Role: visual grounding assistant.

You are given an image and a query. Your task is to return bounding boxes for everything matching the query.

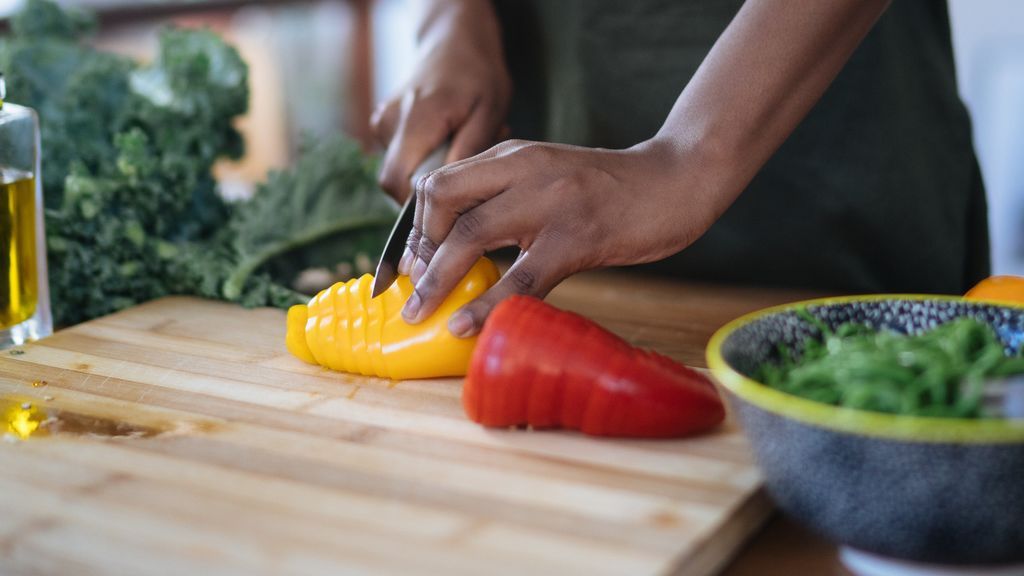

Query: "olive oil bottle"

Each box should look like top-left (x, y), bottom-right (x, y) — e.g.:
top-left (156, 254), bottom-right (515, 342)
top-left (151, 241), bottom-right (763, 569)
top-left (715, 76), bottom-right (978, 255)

top-left (0, 73), bottom-right (51, 348)
top-left (1, 169), bottom-right (37, 327)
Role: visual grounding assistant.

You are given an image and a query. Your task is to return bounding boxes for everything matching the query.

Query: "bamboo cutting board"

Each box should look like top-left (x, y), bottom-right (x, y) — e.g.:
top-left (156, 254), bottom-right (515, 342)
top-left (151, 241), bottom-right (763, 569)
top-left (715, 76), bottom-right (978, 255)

top-left (0, 271), bottom-right (819, 576)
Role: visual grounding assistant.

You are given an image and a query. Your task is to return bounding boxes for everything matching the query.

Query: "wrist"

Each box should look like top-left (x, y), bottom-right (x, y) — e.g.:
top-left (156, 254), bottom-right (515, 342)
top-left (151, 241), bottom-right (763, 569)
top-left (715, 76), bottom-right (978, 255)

top-left (625, 134), bottom-right (738, 252)
top-left (639, 129), bottom-right (745, 216)
top-left (631, 135), bottom-right (721, 200)
top-left (417, 0), bottom-right (504, 62)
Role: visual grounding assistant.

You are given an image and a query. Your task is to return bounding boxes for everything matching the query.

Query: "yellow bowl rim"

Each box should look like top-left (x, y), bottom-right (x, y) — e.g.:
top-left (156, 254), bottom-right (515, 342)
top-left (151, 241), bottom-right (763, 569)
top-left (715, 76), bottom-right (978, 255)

top-left (706, 294), bottom-right (1024, 444)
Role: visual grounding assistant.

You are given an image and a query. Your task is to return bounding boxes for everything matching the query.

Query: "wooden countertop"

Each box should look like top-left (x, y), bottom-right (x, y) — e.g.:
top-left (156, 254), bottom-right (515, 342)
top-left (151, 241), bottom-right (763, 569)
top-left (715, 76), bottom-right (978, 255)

top-left (0, 268), bottom-right (851, 575)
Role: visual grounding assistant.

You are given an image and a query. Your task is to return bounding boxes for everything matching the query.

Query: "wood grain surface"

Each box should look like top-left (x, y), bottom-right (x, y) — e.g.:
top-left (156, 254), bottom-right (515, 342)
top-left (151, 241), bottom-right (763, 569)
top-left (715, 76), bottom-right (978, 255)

top-left (0, 270), bottom-right (824, 576)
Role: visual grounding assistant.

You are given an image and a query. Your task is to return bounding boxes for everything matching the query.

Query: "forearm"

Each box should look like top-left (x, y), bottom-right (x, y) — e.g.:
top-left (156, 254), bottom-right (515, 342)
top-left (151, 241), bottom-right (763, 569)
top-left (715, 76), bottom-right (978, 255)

top-left (416, 0), bottom-right (503, 60)
top-left (654, 0), bottom-right (891, 218)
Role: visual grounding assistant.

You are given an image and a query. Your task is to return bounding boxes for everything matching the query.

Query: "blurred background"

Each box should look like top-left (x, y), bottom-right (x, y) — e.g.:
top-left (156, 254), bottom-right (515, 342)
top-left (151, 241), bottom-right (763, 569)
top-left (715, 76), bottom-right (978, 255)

top-left (0, 0), bottom-right (1021, 276)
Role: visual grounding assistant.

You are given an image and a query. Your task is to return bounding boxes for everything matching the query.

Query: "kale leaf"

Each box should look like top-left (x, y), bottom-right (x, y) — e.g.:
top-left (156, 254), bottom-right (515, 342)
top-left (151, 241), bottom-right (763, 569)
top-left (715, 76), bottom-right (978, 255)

top-left (2, 0), bottom-right (395, 326)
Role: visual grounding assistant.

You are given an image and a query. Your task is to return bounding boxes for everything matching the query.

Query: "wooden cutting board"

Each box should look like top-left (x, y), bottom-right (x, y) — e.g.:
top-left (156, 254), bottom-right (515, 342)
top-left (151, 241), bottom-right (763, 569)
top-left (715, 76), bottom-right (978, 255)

top-left (0, 271), bottom-right (819, 576)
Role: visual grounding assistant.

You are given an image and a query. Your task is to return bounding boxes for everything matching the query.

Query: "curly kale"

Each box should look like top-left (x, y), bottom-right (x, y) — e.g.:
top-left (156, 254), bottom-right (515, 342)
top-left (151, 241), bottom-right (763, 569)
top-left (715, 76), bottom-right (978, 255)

top-left (171, 137), bottom-right (396, 310)
top-left (2, 0), bottom-right (396, 325)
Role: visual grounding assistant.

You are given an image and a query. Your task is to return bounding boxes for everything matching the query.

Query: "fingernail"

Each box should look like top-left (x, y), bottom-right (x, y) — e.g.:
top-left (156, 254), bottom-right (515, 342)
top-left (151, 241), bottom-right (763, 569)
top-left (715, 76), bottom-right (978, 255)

top-left (398, 249), bottom-right (414, 275)
top-left (410, 258), bottom-right (427, 284)
top-left (448, 311), bottom-right (474, 338)
top-left (402, 291), bottom-right (421, 322)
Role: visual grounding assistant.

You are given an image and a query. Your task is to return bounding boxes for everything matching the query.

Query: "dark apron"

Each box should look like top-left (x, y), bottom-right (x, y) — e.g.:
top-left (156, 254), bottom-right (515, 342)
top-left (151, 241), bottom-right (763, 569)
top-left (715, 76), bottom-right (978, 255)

top-left (494, 0), bottom-right (989, 294)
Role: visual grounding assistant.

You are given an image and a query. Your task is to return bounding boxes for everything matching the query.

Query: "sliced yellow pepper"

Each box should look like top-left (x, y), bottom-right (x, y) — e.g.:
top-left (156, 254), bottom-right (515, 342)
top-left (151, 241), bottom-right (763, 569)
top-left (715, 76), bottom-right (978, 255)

top-left (286, 257), bottom-right (500, 379)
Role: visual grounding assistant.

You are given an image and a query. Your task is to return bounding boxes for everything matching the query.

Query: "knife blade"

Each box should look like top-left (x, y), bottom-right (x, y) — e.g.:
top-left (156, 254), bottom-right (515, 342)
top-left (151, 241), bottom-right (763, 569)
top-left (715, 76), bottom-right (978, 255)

top-left (371, 144), bottom-right (449, 298)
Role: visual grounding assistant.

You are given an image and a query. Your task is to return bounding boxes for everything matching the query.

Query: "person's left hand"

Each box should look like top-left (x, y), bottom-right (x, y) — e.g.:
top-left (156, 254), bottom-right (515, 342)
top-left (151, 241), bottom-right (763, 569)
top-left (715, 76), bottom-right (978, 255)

top-left (398, 137), bottom-right (728, 337)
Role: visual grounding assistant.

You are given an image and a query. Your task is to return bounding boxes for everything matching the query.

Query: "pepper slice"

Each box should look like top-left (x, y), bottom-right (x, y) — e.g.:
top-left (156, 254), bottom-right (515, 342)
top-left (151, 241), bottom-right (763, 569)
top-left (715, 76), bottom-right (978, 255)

top-left (285, 305), bottom-right (315, 364)
top-left (319, 282), bottom-right (344, 371)
top-left (366, 280), bottom-right (386, 379)
top-left (526, 303), bottom-right (579, 427)
top-left (304, 289), bottom-right (329, 367)
top-left (350, 275), bottom-right (371, 376)
top-left (336, 279), bottom-right (354, 373)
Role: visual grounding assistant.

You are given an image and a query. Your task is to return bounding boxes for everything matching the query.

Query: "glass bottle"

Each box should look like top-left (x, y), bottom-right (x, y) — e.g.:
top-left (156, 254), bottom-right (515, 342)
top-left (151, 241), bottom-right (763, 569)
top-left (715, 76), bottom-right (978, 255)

top-left (0, 73), bottom-right (51, 348)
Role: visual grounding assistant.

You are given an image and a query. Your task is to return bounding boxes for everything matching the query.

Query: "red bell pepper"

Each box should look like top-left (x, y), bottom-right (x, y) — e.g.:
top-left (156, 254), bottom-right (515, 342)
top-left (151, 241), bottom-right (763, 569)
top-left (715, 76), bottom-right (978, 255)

top-left (462, 296), bottom-right (726, 438)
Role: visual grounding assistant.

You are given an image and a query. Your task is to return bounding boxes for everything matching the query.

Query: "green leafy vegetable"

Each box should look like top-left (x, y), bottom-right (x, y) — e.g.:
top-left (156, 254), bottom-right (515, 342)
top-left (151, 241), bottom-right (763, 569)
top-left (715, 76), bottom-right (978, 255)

top-left (220, 139), bottom-right (396, 302)
top-left (758, 315), bottom-right (1024, 418)
top-left (1, 0), bottom-right (396, 326)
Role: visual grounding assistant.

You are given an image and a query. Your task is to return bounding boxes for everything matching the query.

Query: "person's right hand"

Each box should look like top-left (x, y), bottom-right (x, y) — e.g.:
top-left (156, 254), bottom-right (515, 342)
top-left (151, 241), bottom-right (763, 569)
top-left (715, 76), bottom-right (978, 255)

top-left (370, 0), bottom-right (511, 202)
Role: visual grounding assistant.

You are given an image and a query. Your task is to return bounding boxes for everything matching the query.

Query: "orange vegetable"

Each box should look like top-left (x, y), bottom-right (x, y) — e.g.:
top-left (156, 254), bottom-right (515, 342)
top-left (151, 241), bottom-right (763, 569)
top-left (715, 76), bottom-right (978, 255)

top-left (286, 257), bottom-right (500, 379)
top-left (964, 275), bottom-right (1024, 305)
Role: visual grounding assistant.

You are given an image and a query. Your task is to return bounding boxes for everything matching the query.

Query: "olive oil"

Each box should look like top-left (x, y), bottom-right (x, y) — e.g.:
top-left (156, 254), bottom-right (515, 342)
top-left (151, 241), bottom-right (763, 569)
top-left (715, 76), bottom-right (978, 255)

top-left (0, 169), bottom-right (37, 329)
top-left (2, 399), bottom-right (46, 440)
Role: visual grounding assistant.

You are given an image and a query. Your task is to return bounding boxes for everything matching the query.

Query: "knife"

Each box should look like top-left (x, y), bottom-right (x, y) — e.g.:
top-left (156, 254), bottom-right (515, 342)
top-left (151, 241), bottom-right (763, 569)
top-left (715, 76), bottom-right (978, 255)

top-left (371, 144), bottom-right (449, 298)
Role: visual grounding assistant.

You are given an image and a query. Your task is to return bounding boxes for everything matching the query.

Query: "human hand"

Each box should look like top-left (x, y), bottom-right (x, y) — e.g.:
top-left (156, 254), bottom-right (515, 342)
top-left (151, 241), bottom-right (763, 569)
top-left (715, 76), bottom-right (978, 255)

top-left (399, 138), bottom-right (728, 337)
top-left (370, 0), bottom-right (511, 201)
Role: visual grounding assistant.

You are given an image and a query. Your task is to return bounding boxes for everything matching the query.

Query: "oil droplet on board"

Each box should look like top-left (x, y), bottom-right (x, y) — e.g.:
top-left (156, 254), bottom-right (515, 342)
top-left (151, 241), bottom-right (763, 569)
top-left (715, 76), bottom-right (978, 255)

top-left (2, 396), bottom-right (163, 441)
top-left (3, 400), bottom-right (46, 440)
top-left (30, 380), bottom-right (46, 387)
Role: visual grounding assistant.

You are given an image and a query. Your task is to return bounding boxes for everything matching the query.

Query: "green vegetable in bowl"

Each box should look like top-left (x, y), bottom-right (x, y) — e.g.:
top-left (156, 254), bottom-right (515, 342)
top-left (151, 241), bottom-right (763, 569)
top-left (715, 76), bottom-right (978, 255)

top-left (757, 313), bottom-right (1024, 418)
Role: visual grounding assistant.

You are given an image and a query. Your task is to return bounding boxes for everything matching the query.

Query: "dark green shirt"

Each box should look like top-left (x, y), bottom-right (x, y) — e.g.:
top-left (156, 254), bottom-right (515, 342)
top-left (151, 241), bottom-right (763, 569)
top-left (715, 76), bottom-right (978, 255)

top-left (495, 0), bottom-right (989, 294)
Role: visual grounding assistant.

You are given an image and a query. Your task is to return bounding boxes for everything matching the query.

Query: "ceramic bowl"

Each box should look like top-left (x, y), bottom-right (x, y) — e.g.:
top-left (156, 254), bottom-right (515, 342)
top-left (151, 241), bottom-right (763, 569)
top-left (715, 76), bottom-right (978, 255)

top-left (706, 296), bottom-right (1024, 570)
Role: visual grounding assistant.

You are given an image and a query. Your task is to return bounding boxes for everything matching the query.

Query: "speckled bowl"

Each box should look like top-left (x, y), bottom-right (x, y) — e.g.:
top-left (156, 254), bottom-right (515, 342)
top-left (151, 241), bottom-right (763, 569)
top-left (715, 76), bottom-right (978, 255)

top-left (706, 296), bottom-right (1024, 568)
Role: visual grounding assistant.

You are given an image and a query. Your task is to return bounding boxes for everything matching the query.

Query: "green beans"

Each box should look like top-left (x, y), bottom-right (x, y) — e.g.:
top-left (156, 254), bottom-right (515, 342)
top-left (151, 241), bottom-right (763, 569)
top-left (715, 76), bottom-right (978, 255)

top-left (757, 315), bottom-right (1024, 418)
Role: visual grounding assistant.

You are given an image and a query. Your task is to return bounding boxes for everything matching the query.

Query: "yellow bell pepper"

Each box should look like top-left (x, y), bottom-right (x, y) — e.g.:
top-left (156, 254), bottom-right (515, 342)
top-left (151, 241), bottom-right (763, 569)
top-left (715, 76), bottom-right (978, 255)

top-left (286, 257), bottom-right (500, 379)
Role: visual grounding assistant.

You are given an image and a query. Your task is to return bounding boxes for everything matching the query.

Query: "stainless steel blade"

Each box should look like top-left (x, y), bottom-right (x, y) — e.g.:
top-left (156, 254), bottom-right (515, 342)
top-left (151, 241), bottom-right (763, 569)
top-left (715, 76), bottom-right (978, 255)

top-left (371, 144), bottom-right (449, 298)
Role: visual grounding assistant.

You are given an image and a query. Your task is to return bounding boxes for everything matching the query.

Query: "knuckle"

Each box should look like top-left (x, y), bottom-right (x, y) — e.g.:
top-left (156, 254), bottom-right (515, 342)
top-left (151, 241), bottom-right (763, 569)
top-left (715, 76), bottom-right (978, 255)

top-left (451, 210), bottom-right (485, 243)
top-left (493, 138), bottom-right (528, 156)
top-left (508, 266), bottom-right (540, 295)
top-left (412, 88), bottom-right (458, 115)
top-left (414, 176), bottom-right (427, 202)
top-left (417, 235), bottom-right (440, 262)
top-left (421, 167), bottom-right (463, 209)
top-left (420, 170), bottom-right (448, 201)
top-left (413, 172), bottom-right (430, 198)
top-left (405, 229), bottom-right (421, 252)
top-left (518, 142), bottom-right (555, 165)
